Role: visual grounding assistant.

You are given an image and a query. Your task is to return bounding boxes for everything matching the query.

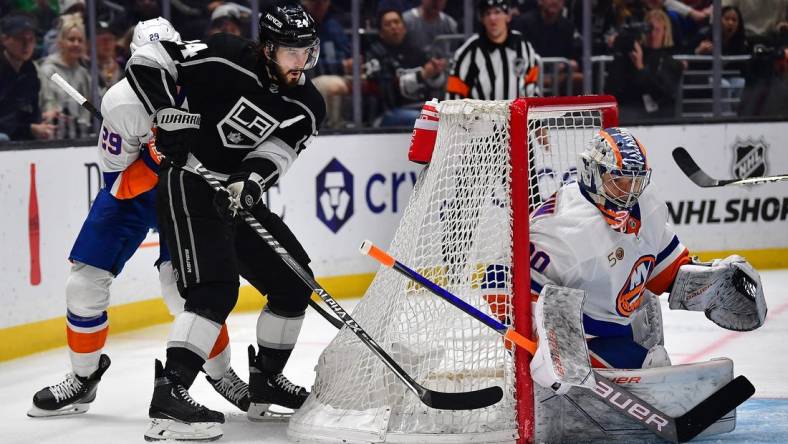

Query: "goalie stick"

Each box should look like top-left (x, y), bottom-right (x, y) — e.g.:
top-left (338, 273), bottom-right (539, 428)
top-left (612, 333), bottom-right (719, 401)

top-left (50, 75), bottom-right (504, 411)
top-left (673, 147), bottom-right (788, 187)
top-left (360, 240), bottom-right (755, 443)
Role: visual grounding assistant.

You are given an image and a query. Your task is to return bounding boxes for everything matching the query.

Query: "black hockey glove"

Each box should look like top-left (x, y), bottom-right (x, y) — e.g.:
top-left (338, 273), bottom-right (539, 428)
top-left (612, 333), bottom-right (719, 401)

top-left (153, 107), bottom-right (201, 167)
top-left (213, 172), bottom-right (265, 219)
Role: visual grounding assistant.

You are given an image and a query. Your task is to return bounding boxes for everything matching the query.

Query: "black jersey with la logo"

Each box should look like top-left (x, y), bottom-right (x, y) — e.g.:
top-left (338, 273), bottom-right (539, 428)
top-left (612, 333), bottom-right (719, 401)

top-left (126, 33), bottom-right (326, 177)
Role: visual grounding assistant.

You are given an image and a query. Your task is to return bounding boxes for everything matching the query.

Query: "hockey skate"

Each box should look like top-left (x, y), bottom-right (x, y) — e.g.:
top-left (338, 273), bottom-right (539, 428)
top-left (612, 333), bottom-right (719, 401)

top-left (28, 354), bottom-right (111, 418)
top-left (145, 360), bottom-right (224, 442)
top-left (247, 345), bottom-right (309, 421)
top-left (206, 367), bottom-right (250, 412)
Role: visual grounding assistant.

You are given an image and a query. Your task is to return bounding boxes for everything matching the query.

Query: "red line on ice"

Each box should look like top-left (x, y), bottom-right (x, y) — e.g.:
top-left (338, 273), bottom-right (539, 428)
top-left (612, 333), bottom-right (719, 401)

top-left (678, 298), bottom-right (788, 364)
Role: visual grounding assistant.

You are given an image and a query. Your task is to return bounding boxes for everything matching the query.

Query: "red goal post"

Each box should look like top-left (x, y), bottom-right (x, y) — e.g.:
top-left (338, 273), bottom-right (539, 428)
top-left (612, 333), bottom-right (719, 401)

top-left (510, 96), bottom-right (618, 442)
top-left (289, 95), bottom-right (619, 444)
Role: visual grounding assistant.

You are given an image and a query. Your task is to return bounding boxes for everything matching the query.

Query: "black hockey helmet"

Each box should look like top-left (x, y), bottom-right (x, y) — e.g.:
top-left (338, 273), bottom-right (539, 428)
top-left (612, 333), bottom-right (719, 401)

top-left (477, 0), bottom-right (511, 16)
top-left (259, 1), bottom-right (320, 71)
top-left (259, 1), bottom-right (318, 47)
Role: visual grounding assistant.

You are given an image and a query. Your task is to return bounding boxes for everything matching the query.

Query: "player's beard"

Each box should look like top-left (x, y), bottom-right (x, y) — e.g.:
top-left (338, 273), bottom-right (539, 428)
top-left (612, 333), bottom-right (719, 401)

top-left (279, 68), bottom-right (302, 87)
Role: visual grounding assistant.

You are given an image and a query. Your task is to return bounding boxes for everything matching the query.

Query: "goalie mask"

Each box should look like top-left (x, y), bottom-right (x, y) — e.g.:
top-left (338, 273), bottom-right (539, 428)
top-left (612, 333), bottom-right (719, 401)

top-left (578, 127), bottom-right (652, 211)
top-left (259, 0), bottom-right (320, 82)
top-left (130, 17), bottom-right (181, 53)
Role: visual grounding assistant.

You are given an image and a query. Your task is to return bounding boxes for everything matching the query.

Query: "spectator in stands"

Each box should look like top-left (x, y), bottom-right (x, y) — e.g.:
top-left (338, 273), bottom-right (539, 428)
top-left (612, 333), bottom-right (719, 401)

top-left (515, 0), bottom-right (576, 59)
top-left (513, 0), bottom-right (579, 94)
top-left (13, 0), bottom-right (58, 41)
top-left (206, 3), bottom-right (243, 37)
top-left (446, 0), bottom-right (541, 100)
top-left (37, 13), bottom-right (92, 139)
top-left (366, 8), bottom-right (447, 126)
top-left (607, 8), bottom-right (684, 120)
top-left (303, 0), bottom-right (353, 128)
top-left (0, 13), bottom-right (55, 141)
top-left (722, 0), bottom-right (787, 46)
top-left (42, 0), bottom-right (85, 55)
top-left (694, 5), bottom-right (749, 55)
top-left (96, 20), bottom-right (123, 97)
top-left (402, 0), bottom-right (458, 59)
top-left (693, 5), bottom-right (749, 113)
top-left (567, 0), bottom-right (617, 55)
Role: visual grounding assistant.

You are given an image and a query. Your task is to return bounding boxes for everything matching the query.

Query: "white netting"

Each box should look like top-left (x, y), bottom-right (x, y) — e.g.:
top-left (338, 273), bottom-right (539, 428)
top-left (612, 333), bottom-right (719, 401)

top-left (289, 99), bottom-right (608, 443)
top-left (527, 107), bottom-right (605, 211)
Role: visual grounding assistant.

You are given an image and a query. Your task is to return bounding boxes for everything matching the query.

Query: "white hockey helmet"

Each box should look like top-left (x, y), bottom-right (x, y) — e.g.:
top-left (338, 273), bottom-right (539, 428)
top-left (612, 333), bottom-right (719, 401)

top-left (130, 17), bottom-right (181, 54)
top-left (578, 127), bottom-right (652, 210)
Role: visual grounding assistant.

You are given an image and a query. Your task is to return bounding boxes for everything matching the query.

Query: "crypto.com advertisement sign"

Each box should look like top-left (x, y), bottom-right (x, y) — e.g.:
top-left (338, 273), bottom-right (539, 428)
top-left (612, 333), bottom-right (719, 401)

top-left (2, 124), bottom-right (787, 328)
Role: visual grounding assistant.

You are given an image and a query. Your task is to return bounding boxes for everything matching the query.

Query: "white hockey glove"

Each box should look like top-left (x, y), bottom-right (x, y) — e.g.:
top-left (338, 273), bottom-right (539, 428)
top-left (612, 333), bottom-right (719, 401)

top-left (669, 255), bottom-right (767, 331)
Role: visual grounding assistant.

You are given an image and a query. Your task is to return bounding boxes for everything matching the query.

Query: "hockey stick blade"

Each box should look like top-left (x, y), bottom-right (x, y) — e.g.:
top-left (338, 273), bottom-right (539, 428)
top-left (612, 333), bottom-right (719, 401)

top-left (190, 161), bottom-right (503, 411)
top-left (52, 75), bottom-right (500, 410)
top-left (675, 375), bottom-right (755, 443)
top-left (362, 240), bottom-right (755, 441)
top-left (673, 147), bottom-right (788, 187)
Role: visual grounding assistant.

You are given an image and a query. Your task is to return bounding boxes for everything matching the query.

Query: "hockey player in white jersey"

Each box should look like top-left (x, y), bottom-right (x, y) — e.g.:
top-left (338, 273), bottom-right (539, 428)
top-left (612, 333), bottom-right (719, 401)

top-left (28, 18), bottom-right (249, 418)
top-left (528, 127), bottom-right (767, 392)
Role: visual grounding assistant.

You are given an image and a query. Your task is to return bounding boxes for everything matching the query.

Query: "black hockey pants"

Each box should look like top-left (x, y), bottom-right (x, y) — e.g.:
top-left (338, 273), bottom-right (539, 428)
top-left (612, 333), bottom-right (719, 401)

top-left (157, 164), bottom-right (313, 325)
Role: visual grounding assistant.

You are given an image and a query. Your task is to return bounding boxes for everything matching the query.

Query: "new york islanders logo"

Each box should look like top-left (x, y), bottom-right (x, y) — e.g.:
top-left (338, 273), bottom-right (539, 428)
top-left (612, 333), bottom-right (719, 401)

top-left (616, 255), bottom-right (655, 317)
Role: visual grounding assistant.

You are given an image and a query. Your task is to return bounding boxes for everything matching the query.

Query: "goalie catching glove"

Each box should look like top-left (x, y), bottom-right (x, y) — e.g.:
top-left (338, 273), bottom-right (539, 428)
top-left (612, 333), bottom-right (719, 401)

top-left (153, 107), bottom-right (201, 167)
top-left (669, 255), bottom-right (767, 331)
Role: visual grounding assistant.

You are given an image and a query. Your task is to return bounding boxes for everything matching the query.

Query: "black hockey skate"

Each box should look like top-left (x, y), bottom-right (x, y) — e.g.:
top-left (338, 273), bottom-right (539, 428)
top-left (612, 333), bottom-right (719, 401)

top-left (247, 345), bottom-right (309, 421)
top-left (206, 367), bottom-right (250, 412)
top-left (145, 359), bottom-right (224, 442)
top-left (28, 354), bottom-right (111, 417)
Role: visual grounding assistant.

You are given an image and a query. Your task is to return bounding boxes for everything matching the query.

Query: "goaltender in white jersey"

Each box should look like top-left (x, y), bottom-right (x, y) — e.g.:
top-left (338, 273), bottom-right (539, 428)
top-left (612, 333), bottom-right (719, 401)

top-left (528, 127), bottom-right (768, 389)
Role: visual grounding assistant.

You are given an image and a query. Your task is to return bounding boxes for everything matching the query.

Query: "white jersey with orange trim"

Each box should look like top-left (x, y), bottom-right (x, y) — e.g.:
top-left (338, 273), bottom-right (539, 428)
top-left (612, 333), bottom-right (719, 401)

top-left (97, 78), bottom-right (160, 199)
top-left (529, 181), bottom-right (689, 326)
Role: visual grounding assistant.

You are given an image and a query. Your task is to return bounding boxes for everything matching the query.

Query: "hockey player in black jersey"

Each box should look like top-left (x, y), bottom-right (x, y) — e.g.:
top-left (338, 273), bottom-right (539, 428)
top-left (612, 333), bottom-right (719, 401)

top-left (126, 1), bottom-right (325, 441)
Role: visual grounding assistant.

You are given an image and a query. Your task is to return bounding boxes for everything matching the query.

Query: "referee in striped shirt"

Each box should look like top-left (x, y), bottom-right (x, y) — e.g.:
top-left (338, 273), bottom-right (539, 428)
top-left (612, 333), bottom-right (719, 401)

top-left (446, 0), bottom-right (541, 100)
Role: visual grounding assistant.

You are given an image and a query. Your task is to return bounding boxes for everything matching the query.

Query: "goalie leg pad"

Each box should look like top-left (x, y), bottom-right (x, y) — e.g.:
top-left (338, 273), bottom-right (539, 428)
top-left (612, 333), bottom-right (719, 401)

top-left (669, 255), bottom-right (767, 331)
top-left (530, 285), bottom-right (595, 394)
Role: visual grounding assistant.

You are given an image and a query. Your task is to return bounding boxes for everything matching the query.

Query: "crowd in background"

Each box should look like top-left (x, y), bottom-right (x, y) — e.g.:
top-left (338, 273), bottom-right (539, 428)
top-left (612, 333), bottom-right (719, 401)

top-left (1, 0), bottom-right (787, 142)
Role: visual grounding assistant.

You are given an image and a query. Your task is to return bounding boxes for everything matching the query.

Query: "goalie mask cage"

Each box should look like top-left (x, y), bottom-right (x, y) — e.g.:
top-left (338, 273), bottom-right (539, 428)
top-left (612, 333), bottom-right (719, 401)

top-left (289, 96), bottom-right (618, 443)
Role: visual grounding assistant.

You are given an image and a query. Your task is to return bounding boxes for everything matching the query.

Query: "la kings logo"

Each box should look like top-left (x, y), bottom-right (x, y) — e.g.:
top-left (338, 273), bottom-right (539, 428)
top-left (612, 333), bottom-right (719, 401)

top-left (731, 137), bottom-right (768, 180)
top-left (218, 97), bottom-right (279, 149)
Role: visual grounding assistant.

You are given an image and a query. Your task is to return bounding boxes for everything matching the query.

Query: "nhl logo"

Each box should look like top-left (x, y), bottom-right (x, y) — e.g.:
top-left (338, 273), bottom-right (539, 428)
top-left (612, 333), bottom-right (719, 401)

top-left (731, 137), bottom-right (768, 180)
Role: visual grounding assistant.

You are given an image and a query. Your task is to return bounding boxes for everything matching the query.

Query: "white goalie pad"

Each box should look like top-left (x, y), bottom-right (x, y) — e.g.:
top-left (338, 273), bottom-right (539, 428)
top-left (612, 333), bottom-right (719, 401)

top-left (531, 285), bottom-right (595, 393)
top-left (535, 358), bottom-right (737, 443)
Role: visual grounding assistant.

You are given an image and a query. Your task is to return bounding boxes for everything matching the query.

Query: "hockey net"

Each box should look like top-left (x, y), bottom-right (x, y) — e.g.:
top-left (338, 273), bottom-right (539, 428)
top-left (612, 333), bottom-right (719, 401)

top-left (289, 96), bottom-right (618, 443)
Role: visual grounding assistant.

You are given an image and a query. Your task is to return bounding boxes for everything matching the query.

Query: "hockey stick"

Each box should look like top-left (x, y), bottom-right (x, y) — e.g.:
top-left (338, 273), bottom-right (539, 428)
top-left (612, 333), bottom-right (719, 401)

top-left (360, 240), bottom-right (755, 443)
top-left (188, 160), bottom-right (503, 411)
top-left (49, 73), bottom-right (344, 327)
top-left (673, 147), bottom-right (788, 187)
top-left (50, 74), bottom-right (503, 411)
top-left (50, 73), bottom-right (102, 120)
top-left (47, 73), bottom-right (344, 332)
